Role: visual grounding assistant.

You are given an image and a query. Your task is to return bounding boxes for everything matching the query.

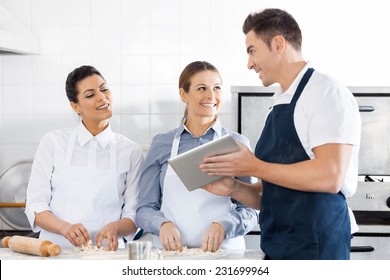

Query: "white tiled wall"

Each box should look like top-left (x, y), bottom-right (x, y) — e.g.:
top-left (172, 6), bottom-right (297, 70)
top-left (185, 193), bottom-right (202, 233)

top-left (0, 0), bottom-right (262, 171)
top-left (1, 0), bottom-right (390, 173)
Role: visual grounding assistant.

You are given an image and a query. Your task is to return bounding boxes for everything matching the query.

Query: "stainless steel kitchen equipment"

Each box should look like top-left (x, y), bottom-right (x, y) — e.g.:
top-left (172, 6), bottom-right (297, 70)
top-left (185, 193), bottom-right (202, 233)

top-left (0, 160), bottom-right (37, 243)
top-left (232, 86), bottom-right (390, 259)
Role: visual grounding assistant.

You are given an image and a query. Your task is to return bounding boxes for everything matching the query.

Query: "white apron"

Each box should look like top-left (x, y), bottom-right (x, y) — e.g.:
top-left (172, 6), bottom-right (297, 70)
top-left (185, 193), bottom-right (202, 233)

top-left (40, 128), bottom-right (124, 248)
top-left (156, 128), bottom-right (245, 250)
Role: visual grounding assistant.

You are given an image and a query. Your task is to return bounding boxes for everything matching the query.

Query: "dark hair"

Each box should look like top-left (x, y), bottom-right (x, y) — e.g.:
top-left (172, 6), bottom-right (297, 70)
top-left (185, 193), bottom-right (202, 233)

top-left (179, 61), bottom-right (221, 92)
top-left (65, 65), bottom-right (105, 103)
top-left (242, 8), bottom-right (302, 51)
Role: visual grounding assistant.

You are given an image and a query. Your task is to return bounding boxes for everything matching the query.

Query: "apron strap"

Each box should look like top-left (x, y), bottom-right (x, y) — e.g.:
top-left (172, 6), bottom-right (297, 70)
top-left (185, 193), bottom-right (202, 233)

top-left (64, 129), bottom-right (78, 166)
top-left (290, 67), bottom-right (315, 106)
top-left (109, 134), bottom-right (117, 170)
top-left (170, 120), bottom-right (222, 158)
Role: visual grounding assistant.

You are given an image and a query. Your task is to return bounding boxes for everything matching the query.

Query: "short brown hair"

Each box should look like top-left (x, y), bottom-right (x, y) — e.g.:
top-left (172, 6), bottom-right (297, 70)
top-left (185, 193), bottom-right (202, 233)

top-left (242, 8), bottom-right (302, 51)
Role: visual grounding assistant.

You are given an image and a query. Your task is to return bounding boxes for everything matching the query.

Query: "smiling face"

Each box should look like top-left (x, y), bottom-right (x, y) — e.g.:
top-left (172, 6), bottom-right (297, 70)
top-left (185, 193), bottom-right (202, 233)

top-left (70, 74), bottom-right (112, 127)
top-left (180, 70), bottom-right (222, 122)
top-left (245, 29), bottom-right (282, 87)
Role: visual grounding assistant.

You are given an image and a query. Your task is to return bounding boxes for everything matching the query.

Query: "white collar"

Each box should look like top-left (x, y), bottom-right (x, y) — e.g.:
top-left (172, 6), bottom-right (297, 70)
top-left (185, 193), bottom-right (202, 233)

top-left (179, 117), bottom-right (223, 138)
top-left (76, 122), bottom-right (113, 149)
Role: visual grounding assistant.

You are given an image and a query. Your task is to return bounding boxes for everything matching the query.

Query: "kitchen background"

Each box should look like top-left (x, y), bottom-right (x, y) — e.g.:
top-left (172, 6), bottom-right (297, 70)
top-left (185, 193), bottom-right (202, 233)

top-left (1, 0), bottom-right (390, 173)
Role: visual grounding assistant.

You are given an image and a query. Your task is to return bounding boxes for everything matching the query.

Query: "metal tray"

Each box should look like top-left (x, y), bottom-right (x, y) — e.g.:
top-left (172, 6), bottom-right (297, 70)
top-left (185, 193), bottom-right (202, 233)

top-left (0, 160), bottom-right (33, 230)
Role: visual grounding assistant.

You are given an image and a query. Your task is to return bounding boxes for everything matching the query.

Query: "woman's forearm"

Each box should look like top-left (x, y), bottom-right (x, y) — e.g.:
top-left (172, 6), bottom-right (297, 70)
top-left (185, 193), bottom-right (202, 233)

top-left (35, 210), bottom-right (71, 236)
top-left (115, 217), bottom-right (138, 237)
top-left (231, 180), bottom-right (262, 210)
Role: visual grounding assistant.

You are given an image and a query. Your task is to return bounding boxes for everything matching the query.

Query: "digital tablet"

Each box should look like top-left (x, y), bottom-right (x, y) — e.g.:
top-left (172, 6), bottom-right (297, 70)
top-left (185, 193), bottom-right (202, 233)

top-left (168, 134), bottom-right (240, 191)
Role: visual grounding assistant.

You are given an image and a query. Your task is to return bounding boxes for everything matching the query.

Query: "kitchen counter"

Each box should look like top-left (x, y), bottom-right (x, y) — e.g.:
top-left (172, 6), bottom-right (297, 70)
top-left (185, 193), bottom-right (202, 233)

top-left (0, 247), bottom-right (265, 260)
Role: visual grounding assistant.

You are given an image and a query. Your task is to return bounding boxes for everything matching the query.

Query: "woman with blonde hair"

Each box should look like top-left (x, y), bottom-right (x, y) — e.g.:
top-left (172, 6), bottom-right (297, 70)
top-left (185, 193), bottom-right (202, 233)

top-left (136, 61), bottom-right (258, 252)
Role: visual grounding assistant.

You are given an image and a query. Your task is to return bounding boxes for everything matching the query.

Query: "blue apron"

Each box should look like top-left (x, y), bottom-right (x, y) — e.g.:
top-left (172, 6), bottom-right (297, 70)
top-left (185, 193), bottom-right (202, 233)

top-left (255, 68), bottom-right (351, 260)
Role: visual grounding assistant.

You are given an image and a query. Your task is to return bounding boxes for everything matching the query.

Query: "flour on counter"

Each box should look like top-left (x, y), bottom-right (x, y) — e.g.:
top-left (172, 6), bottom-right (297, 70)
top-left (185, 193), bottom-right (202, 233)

top-left (75, 240), bottom-right (100, 251)
top-left (58, 240), bottom-right (115, 256)
top-left (76, 240), bottom-right (115, 254)
top-left (161, 247), bottom-right (226, 258)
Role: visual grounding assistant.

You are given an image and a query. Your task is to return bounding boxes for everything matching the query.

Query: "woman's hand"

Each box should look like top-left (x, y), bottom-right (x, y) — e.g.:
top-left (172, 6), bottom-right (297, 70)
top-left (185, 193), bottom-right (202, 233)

top-left (202, 222), bottom-right (225, 252)
top-left (63, 223), bottom-right (89, 247)
top-left (96, 222), bottom-right (120, 251)
top-left (202, 176), bottom-right (236, 197)
top-left (160, 221), bottom-right (183, 251)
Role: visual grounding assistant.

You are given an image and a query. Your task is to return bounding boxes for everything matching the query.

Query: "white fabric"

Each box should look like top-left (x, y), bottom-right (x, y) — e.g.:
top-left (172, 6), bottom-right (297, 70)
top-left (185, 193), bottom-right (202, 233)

top-left (157, 127), bottom-right (245, 250)
top-left (39, 128), bottom-right (123, 247)
top-left (270, 62), bottom-right (361, 233)
top-left (25, 123), bottom-right (143, 245)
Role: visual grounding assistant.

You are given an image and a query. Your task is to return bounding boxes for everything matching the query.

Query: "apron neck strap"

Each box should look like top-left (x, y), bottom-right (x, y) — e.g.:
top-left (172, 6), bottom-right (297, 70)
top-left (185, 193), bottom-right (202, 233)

top-left (170, 124), bottom-right (221, 158)
top-left (290, 67), bottom-right (315, 105)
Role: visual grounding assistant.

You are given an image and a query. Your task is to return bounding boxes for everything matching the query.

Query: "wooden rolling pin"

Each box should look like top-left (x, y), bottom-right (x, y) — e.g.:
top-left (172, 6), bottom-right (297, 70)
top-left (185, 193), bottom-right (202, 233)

top-left (0, 202), bottom-right (26, 208)
top-left (2, 235), bottom-right (61, 257)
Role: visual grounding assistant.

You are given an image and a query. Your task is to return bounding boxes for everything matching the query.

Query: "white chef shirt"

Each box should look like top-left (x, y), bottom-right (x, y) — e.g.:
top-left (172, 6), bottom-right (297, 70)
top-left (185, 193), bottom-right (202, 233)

top-left (271, 62), bottom-right (361, 232)
top-left (25, 123), bottom-right (143, 233)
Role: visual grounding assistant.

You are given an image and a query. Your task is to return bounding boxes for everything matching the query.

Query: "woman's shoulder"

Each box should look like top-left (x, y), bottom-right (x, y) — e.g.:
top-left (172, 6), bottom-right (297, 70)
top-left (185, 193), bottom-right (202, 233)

top-left (144, 128), bottom-right (178, 159)
top-left (39, 127), bottom-right (73, 144)
top-left (114, 133), bottom-right (143, 154)
top-left (150, 128), bottom-right (177, 145)
top-left (221, 128), bottom-right (250, 144)
top-left (34, 127), bottom-right (73, 155)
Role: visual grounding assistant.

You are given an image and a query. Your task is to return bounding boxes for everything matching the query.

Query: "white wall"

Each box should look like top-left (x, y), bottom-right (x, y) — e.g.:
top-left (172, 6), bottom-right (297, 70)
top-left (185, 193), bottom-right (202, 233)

top-left (1, 0), bottom-right (389, 172)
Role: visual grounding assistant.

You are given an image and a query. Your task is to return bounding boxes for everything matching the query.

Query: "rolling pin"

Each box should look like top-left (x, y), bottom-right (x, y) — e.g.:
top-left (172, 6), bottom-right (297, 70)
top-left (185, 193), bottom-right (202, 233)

top-left (2, 235), bottom-right (61, 257)
top-left (0, 202), bottom-right (26, 208)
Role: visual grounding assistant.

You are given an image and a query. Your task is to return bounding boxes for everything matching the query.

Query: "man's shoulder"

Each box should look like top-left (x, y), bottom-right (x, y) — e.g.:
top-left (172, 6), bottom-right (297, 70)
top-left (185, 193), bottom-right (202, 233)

top-left (310, 70), bottom-right (350, 93)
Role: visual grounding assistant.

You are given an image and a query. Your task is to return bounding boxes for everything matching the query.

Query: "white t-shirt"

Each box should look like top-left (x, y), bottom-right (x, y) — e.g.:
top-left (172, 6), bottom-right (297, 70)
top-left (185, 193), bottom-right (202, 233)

top-left (271, 63), bottom-right (361, 232)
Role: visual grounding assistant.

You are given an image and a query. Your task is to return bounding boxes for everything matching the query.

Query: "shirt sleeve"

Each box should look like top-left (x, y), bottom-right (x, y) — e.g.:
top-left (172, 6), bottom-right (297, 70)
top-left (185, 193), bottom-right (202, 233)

top-left (231, 132), bottom-right (257, 184)
top-left (25, 132), bottom-right (57, 232)
top-left (306, 83), bottom-right (361, 149)
top-left (135, 134), bottom-right (170, 235)
top-left (214, 201), bottom-right (259, 239)
top-left (213, 131), bottom-right (259, 238)
top-left (120, 141), bottom-right (144, 224)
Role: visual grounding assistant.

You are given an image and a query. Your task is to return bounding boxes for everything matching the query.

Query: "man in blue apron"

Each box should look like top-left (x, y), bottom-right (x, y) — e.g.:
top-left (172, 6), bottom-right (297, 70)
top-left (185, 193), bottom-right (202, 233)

top-left (200, 8), bottom-right (361, 259)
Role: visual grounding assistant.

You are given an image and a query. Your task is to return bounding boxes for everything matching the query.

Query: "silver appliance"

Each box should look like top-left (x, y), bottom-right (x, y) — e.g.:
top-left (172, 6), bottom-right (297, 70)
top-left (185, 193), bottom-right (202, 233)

top-left (232, 86), bottom-right (390, 259)
top-left (0, 160), bottom-right (37, 244)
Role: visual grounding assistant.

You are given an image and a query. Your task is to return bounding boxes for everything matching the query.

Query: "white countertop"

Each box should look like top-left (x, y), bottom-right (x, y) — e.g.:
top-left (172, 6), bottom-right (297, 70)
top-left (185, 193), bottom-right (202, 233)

top-left (0, 247), bottom-right (264, 260)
